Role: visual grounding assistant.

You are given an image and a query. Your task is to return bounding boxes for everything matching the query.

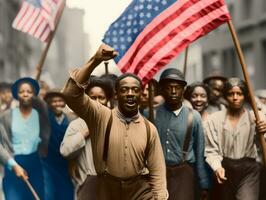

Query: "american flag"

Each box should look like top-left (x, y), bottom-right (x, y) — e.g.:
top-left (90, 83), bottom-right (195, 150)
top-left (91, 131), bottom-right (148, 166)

top-left (12, 0), bottom-right (64, 42)
top-left (103, 0), bottom-right (231, 85)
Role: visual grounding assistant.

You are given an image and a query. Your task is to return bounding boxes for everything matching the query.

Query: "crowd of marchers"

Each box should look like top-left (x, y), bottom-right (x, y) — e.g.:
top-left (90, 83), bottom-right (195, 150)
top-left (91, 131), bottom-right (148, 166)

top-left (0, 43), bottom-right (266, 200)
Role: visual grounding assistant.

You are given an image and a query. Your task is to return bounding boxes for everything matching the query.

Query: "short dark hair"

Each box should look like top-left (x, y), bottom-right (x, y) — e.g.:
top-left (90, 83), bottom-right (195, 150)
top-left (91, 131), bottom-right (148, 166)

top-left (223, 77), bottom-right (248, 98)
top-left (184, 82), bottom-right (210, 100)
top-left (115, 73), bottom-right (143, 91)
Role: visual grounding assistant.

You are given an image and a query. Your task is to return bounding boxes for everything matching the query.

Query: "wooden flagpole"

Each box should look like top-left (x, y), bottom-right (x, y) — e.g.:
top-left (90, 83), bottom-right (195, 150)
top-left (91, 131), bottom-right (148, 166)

top-left (23, 179), bottom-right (40, 200)
top-left (227, 20), bottom-right (266, 166)
top-left (148, 81), bottom-right (155, 123)
top-left (104, 62), bottom-right (109, 74)
top-left (35, 0), bottom-right (66, 81)
top-left (183, 46), bottom-right (189, 76)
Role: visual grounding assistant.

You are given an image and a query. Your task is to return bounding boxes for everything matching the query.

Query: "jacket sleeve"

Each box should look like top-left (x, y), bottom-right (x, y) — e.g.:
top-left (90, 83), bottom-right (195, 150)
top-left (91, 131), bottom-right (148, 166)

top-left (146, 123), bottom-right (168, 200)
top-left (60, 118), bottom-right (87, 159)
top-left (0, 123), bottom-right (13, 166)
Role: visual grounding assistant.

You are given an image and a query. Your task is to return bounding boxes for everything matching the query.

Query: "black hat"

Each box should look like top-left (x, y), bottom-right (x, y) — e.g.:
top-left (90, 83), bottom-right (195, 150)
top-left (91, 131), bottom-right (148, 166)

top-left (44, 89), bottom-right (65, 103)
top-left (12, 77), bottom-right (40, 100)
top-left (159, 68), bottom-right (187, 86)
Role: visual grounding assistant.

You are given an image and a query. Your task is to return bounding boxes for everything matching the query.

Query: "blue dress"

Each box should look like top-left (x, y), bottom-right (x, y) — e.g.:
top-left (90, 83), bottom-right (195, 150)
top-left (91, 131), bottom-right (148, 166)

top-left (3, 108), bottom-right (44, 200)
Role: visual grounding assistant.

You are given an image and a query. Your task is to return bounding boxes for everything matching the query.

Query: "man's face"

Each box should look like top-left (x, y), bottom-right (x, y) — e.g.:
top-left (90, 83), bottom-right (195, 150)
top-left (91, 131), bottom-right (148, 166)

top-left (17, 83), bottom-right (34, 107)
top-left (208, 79), bottom-right (224, 102)
top-left (88, 86), bottom-right (108, 106)
top-left (0, 89), bottom-right (12, 105)
top-left (161, 80), bottom-right (185, 110)
top-left (116, 77), bottom-right (141, 117)
top-left (226, 86), bottom-right (245, 110)
top-left (49, 96), bottom-right (66, 116)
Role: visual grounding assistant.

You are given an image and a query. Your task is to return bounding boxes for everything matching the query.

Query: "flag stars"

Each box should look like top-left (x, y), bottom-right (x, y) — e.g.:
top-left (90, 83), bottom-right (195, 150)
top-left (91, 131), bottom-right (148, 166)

top-left (121, 44), bottom-right (126, 50)
top-left (139, 4), bottom-right (144, 10)
top-left (114, 23), bottom-right (119, 28)
top-left (119, 30), bottom-right (124, 35)
top-left (112, 30), bottom-right (118, 35)
top-left (126, 21), bottom-right (132, 26)
top-left (154, 6), bottom-right (159, 11)
top-left (128, 14), bottom-right (133, 20)
top-left (112, 37), bottom-right (118, 42)
top-left (139, 12), bottom-right (145, 18)
top-left (147, 4), bottom-right (153, 10)
top-left (146, 13), bottom-right (152, 18)
top-left (134, 5), bottom-right (139, 11)
top-left (120, 37), bottom-right (125, 42)
top-left (127, 29), bottom-right (132, 34)
top-left (133, 28), bottom-right (138, 34)
top-left (162, 0), bottom-right (167, 5)
top-left (127, 37), bottom-right (132, 42)
top-left (139, 20), bottom-right (145, 25)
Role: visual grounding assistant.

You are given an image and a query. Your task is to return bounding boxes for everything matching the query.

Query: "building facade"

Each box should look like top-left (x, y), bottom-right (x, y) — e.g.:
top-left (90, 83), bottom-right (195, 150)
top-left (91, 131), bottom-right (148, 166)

top-left (201, 0), bottom-right (266, 89)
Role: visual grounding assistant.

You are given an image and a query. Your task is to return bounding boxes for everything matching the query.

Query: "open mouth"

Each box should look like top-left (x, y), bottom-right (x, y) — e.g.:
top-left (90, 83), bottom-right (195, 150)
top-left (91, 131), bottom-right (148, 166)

top-left (125, 100), bottom-right (137, 107)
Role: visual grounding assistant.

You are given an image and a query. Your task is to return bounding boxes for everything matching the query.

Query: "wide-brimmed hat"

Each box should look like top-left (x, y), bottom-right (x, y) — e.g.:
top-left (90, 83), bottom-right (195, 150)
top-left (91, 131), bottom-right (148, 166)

top-left (12, 77), bottom-right (40, 100)
top-left (159, 68), bottom-right (187, 86)
top-left (203, 72), bottom-right (227, 84)
top-left (44, 89), bottom-right (65, 102)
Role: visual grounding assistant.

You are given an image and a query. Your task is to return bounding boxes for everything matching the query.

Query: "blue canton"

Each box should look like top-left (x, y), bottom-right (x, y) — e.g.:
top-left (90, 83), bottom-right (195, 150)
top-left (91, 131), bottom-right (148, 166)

top-left (103, 0), bottom-right (176, 63)
top-left (27, 0), bottom-right (41, 7)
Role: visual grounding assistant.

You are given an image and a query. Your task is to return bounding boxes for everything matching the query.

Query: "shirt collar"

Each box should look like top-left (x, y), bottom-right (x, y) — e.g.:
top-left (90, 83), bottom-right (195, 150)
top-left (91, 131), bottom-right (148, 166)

top-left (116, 107), bottom-right (140, 123)
top-left (173, 104), bottom-right (184, 117)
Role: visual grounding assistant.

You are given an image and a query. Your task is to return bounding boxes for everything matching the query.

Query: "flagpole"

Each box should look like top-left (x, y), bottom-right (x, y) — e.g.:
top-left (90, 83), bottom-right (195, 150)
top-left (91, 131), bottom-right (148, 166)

top-left (183, 46), bottom-right (189, 77)
top-left (34, 1), bottom-right (66, 81)
top-left (23, 179), bottom-right (40, 200)
top-left (104, 62), bottom-right (109, 74)
top-left (227, 20), bottom-right (266, 166)
top-left (148, 81), bottom-right (154, 123)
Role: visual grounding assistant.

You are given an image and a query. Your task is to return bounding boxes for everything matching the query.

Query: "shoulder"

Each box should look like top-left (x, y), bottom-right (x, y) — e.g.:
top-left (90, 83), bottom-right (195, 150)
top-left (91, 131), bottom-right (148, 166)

top-left (68, 117), bottom-right (87, 129)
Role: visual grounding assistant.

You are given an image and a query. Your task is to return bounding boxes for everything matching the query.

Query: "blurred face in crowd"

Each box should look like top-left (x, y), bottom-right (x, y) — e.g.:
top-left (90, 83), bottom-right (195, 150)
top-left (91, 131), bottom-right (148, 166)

top-left (208, 79), bottom-right (224, 103)
top-left (140, 84), bottom-right (149, 108)
top-left (0, 89), bottom-right (12, 105)
top-left (161, 80), bottom-right (185, 111)
top-left (17, 83), bottom-right (34, 107)
top-left (116, 77), bottom-right (141, 117)
top-left (190, 86), bottom-right (208, 113)
top-left (225, 86), bottom-right (245, 111)
top-left (49, 96), bottom-right (66, 116)
top-left (88, 86), bottom-right (108, 106)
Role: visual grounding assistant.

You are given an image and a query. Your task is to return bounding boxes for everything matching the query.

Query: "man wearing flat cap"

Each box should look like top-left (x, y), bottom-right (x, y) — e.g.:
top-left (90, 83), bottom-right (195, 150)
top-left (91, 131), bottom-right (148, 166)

top-left (153, 68), bottom-right (211, 200)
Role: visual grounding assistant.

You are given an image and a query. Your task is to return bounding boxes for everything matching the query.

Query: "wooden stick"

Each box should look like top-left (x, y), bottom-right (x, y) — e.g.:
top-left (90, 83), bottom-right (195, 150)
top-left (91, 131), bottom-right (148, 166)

top-left (148, 81), bottom-right (155, 123)
top-left (35, 1), bottom-right (66, 81)
top-left (23, 179), bottom-right (40, 200)
top-left (183, 46), bottom-right (189, 76)
top-left (227, 20), bottom-right (266, 166)
top-left (104, 62), bottom-right (109, 74)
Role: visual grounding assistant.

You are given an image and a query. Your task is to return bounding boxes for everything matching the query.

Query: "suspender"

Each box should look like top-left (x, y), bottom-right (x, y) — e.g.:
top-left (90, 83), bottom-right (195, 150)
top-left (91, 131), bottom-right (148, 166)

top-left (103, 113), bottom-right (113, 162)
top-left (182, 108), bottom-right (194, 161)
top-left (103, 113), bottom-right (151, 163)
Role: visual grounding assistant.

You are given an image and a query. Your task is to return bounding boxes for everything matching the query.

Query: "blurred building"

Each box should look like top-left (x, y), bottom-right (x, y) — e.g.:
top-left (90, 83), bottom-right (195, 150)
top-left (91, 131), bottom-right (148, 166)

top-left (0, 1), bottom-right (89, 87)
top-left (201, 0), bottom-right (266, 89)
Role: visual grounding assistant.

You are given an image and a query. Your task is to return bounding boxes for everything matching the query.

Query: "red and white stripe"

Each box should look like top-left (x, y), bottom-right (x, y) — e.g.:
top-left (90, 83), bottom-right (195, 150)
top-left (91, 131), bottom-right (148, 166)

top-left (117, 0), bottom-right (231, 85)
top-left (12, 0), bottom-right (64, 42)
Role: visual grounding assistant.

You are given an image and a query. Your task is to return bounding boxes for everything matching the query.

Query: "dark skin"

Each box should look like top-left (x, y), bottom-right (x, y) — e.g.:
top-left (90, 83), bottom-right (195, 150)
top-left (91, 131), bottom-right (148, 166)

top-left (208, 79), bottom-right (224, 104)
top-left (215, 86), bottom-right (266, 184)
top-left (116, 77), bottom-right (141, 118)
top-left (161, 80), bottom-right (185, 111)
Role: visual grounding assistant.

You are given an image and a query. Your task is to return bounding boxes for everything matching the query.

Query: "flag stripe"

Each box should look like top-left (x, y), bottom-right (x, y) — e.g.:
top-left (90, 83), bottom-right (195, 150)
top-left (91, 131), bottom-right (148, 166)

top-left (12, 0), bottom-right (64, 42)
top-left (131, 1), bottom-right (227, 74)
top-left (120, 0), bottom-right (225, 73)
top-left (103, 0), bottom-right (230, 84)
top-left (137, 6), bottom-right (229, 84)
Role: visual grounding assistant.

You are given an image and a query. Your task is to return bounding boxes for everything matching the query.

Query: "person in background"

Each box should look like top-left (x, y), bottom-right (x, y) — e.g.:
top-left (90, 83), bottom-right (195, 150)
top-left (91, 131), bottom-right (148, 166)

top-left (61, 77), bottom-right (113, 200)
top-left (153, 68), bottom-right (211, 200)
top-left (203, 74), bottom-right (227, 114)
top-left (0, 77), bottom-right (46, 200)
top-left (62, 43), bottom-right (168, 199)
top-left (204, 78), bottom-right (266, 200)
top-left (38, 80), bottom-right (50, 100)
top-left (184, 82), bottom-right (210, 121)
top-left (0, 82), bottom-right (13, 113)
top-left (42, 90), bottom-right (74, 200)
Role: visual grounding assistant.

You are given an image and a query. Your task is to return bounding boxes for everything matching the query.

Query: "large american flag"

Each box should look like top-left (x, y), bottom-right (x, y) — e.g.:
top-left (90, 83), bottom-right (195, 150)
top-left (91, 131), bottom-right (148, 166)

top-left (103, 0), bottom-right (231, 85)
top-left (12, 0), bottom-right (64, 42)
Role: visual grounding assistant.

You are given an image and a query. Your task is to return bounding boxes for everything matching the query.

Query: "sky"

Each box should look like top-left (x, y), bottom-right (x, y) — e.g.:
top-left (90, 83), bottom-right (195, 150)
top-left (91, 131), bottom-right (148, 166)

top-left (67, 0), bottom-right (132, 75)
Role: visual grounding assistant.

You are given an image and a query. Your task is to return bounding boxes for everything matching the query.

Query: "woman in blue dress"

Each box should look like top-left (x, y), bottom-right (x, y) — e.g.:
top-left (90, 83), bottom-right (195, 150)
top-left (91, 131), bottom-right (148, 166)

top-left (0, 77), bottom-right (46, 200)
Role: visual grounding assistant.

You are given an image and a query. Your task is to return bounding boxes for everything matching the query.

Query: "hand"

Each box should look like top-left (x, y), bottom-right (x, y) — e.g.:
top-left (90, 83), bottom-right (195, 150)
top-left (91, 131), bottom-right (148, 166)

top-left (215, 167), bottom-right (227, 184)
top-left (12, 164), bottom-right (28, 180)
top-left (200, 189), bottom-right (209, 200)
top-left (94, 43), bottom-right (118, 62)
top-left (256, 120), bottom-right (266, 134)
